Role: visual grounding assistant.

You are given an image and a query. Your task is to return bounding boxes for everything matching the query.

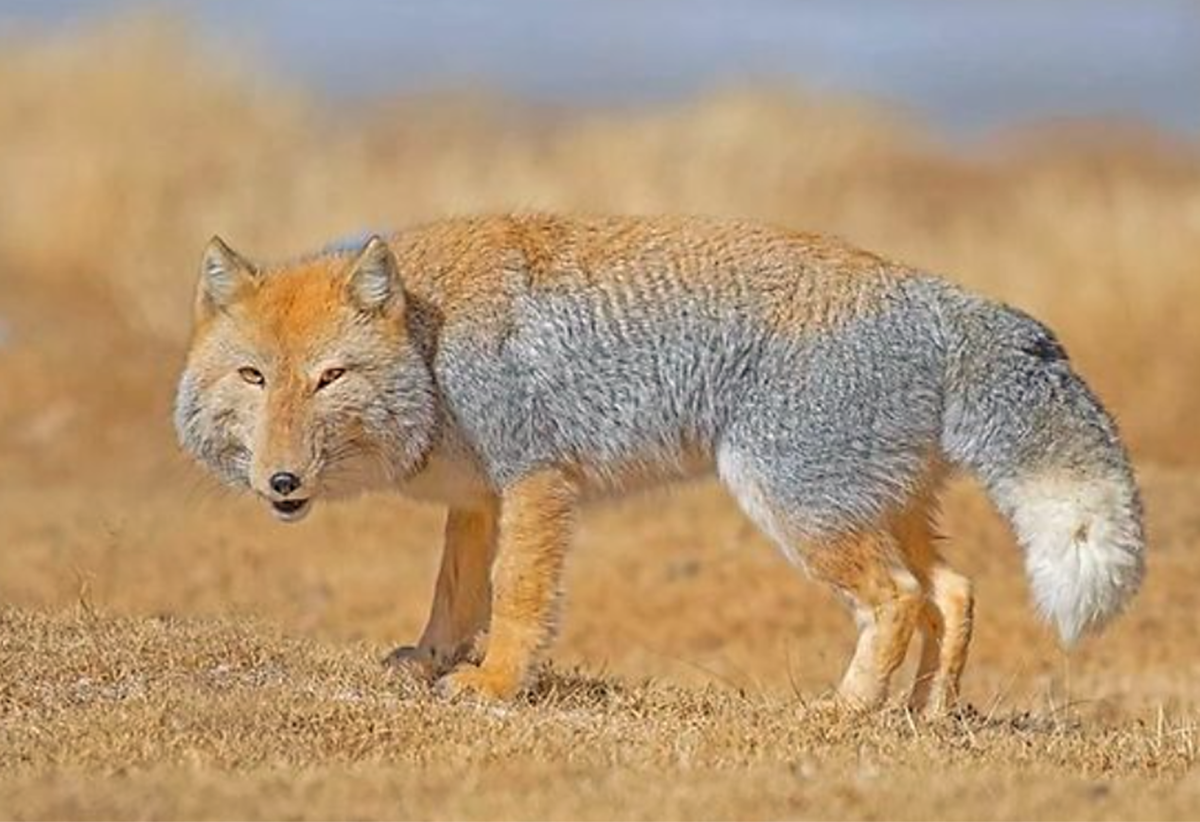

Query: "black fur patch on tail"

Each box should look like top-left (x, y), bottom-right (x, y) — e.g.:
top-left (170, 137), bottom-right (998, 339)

top-left (1003, 305), bottom-right (1069, 363)
top-left (1024, 333), bottom-right (1067, 363)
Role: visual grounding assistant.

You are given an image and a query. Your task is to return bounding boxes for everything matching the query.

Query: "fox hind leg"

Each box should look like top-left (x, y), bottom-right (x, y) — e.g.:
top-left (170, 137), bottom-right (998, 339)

top-left (718, 445), bottom-right (926, 710)
top-left (808, 532), bottom-right (926, 710)
top-left (909, 562), bottom-right (974, 715)
top-left (890, 492), bottom-right (974, 715)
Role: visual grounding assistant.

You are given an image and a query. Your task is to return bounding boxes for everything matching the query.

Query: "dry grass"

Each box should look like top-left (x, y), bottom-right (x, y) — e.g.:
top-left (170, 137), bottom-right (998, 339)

top-left (1, 17), bottom-right (1199, 820)
top-left (3, 607), bottom-right (1198, 821)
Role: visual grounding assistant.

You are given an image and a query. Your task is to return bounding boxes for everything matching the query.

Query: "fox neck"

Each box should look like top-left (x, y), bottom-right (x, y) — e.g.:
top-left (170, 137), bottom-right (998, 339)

top-left (391, 426), bottom-right (493, 508)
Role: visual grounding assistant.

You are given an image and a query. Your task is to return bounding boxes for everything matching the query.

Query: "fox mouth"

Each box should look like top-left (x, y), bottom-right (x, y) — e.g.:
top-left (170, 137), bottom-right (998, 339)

top-left (269, 497), bottom-right (312, 523)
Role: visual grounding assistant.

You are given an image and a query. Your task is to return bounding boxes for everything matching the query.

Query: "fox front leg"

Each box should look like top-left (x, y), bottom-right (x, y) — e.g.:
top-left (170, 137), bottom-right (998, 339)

top-left (437, 469), bottom-right (577, 701)
top-left (384, 502), bottom-right (498, 676)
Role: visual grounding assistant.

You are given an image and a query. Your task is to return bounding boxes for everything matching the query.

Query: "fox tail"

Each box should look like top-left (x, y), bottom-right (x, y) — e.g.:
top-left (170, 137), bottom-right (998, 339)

top-left (941, 295), bottom-right (1145, 645)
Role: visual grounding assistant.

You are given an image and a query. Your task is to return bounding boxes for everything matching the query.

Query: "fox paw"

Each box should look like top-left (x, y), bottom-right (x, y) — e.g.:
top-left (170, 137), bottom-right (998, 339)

top-left (382, 643), bottom-right (432, 666)
top-left (381, 644), bottom-right (440, 682)
top-left (385, 639), bottom-right (483, 678)
top-left (436, 664), bottom-right (520, 702)
top-left (913, 686), bottom-right (964, 719)
top-left (802, 690), bottom-right (879, 718)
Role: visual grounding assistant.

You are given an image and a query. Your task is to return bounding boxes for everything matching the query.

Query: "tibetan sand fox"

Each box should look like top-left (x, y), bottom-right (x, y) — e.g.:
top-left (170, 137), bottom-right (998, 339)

top-left (175, 214), bottom-right (1144, 714)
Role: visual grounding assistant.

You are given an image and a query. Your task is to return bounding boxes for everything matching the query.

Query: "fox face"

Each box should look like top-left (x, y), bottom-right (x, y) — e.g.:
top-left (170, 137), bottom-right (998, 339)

top-left (174, 236), bottom-right (437, 522)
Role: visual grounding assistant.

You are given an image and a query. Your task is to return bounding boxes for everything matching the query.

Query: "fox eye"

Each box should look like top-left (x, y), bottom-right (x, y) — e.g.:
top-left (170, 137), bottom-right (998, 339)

top-left (237, 366), bottom-right (265, 386)
top-left (316, 367), bottom-right (346, 390)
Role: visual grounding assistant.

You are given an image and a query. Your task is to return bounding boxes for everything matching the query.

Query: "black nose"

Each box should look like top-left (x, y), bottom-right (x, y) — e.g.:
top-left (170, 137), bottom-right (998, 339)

top-left (270, 472), bottom-right (302, 497)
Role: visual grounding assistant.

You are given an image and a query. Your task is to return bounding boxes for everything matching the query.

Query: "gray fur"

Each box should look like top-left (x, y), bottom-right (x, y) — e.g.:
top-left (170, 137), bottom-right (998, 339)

top-left (438, 273), bottom-right (949, 518)
top-left (176, 222), bottom-right (1145, 644)
top-left (423, 265), bottom-right (1143, 640)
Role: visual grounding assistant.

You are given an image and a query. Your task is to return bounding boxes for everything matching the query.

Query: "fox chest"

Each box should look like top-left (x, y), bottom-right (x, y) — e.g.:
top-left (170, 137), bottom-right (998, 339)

top-left (395, 448), bottom-right (493, 508)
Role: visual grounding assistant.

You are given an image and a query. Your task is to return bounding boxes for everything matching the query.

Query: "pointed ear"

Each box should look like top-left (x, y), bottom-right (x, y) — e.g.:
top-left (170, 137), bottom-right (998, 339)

top-left (344, 235), bottom-right (403, 314)
top-left (197, 235), bottom-right (258, 317)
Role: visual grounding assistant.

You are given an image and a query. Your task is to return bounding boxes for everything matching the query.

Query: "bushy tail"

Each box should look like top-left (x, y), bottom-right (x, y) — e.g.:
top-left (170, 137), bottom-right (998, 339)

top-left (940, 295), bottom-right (1145, 645)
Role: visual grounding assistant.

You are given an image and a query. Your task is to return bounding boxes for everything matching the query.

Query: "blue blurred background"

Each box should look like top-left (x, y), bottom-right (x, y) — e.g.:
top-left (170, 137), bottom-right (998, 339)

top-left (3, 0), bottom-right (1198, 136)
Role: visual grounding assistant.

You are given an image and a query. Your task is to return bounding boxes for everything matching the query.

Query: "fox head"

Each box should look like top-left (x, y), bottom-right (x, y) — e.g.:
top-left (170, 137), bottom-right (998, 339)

top-left (174, 235), bottom-right (437, 522)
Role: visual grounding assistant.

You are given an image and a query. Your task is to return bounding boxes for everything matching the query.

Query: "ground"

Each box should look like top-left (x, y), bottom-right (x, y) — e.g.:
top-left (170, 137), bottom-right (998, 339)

top-left (0, 19), bottom-right (1198, 821)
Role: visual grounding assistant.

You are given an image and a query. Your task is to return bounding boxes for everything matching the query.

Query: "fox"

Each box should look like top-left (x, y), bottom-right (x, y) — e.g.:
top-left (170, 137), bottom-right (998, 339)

top-left (174, 214), bottom-right (1145, 713)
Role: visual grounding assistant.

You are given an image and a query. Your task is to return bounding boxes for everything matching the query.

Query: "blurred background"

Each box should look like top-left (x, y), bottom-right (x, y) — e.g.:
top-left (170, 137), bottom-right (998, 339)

top-left (1, 1), bottom-right (1199, 705)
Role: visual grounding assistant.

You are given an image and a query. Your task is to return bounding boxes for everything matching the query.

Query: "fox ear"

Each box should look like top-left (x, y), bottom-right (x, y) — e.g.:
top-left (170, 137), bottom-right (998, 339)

top-left (198, 235), bottom-right (258, 316)
top-left (345, 235), bottom-right (403, 314)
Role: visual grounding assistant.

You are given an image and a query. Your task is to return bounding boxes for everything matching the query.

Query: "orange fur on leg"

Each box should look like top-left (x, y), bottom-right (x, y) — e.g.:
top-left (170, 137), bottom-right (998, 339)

top-left (887, 490), bottom-right (975, 715)
top-left (809, 531), bottom-right (924, 710)
top-left (385, 501), bottom-right (499, 676)
top-left (911, 563), bottom-right (974, 715)
top-left (437, 469), bottom-right (577, 701)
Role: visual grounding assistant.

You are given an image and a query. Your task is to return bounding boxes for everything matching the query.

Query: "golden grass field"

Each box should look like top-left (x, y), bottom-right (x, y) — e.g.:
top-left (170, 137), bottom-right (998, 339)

top-left (2, 19), bottom-right (1200, 821)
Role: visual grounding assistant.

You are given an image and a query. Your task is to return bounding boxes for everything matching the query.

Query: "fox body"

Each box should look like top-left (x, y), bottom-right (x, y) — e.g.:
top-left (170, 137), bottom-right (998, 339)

top-left (176, 215), bottom-right (1144, 712)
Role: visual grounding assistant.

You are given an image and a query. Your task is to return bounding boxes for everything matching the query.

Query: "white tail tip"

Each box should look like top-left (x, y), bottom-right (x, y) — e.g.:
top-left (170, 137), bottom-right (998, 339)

top-left (999, 473), bottom-right (1144, 645)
